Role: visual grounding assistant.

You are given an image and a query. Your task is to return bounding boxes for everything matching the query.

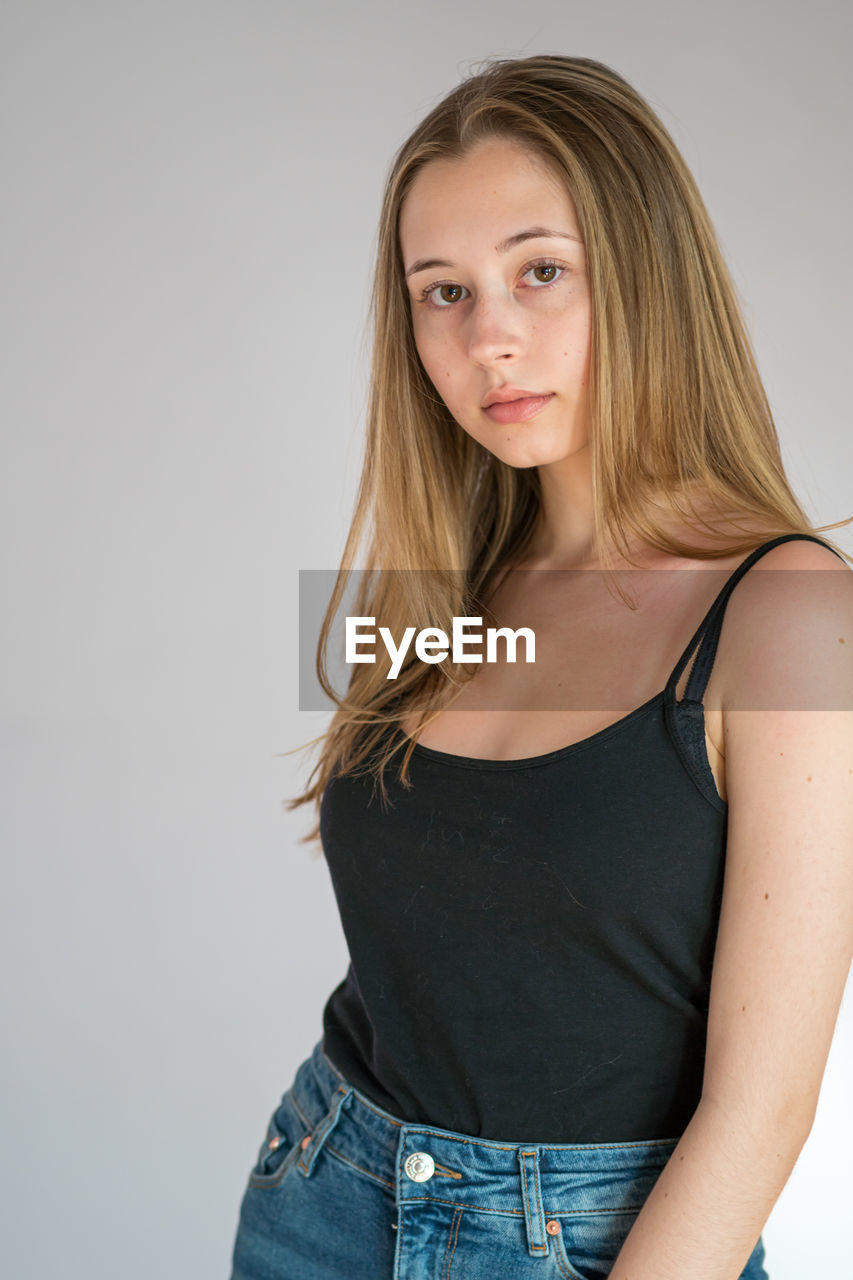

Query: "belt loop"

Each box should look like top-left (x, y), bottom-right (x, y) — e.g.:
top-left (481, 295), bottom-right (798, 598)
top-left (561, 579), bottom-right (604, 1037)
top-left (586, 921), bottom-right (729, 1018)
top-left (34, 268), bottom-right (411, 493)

top-left (297, 1085), bottom-right (354, 1178)
top-left (518, 1147), bottom-right (549, 1256)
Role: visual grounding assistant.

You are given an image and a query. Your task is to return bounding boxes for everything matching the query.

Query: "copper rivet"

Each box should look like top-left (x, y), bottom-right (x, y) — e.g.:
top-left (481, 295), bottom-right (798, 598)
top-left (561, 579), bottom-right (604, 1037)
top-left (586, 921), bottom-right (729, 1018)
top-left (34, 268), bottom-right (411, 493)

top-left (546, 1220), bottom-right (561, 1235)
top-left (268, 1136), bottom-right (280, 1150)
top-left (301, 1134), bottom-right (311, 1149)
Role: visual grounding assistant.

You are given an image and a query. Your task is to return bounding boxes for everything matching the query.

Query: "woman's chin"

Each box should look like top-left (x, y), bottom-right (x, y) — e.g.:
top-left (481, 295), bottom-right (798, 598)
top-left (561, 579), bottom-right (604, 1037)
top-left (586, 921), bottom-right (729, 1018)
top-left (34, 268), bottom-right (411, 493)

top-left (482, 437), bottom-right (584, 470)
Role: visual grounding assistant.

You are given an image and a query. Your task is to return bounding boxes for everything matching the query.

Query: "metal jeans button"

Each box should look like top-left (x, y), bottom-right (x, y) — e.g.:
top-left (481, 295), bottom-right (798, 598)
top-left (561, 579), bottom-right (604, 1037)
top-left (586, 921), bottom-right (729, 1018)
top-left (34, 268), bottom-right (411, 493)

top-left (404, 1151), bottom-right (435, 1182)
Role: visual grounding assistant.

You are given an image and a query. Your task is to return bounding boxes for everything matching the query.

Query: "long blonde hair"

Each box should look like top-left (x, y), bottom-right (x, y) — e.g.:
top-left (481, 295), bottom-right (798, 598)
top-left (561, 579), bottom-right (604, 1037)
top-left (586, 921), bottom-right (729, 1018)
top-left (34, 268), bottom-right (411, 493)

top-left (287, 53), bottom-right (852, 848)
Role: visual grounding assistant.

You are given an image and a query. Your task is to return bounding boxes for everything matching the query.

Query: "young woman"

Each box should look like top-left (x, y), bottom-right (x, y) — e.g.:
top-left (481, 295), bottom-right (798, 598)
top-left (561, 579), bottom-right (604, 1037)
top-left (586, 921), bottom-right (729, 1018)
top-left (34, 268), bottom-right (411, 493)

top-left (229, 55), bottom-right (853, 1280)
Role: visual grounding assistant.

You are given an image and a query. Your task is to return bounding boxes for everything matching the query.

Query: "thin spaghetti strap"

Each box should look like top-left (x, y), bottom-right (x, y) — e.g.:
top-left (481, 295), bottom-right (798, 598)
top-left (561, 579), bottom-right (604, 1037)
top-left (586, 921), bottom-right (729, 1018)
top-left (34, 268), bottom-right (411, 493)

top-left (664, 533), bottom-right (847, 706)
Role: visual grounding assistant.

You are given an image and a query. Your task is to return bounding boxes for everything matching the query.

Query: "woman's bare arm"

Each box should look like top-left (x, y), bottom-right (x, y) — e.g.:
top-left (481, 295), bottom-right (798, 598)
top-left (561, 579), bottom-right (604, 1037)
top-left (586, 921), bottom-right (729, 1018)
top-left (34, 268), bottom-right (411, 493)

top-left (609, 540), bottom-right (853, 1279)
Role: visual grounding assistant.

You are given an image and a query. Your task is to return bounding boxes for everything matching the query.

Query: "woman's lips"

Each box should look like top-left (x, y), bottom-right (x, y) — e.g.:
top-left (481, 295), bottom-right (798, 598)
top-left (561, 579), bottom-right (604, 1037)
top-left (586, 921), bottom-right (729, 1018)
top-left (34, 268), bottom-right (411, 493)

top-left (483, 393), bottom-right (554, 424)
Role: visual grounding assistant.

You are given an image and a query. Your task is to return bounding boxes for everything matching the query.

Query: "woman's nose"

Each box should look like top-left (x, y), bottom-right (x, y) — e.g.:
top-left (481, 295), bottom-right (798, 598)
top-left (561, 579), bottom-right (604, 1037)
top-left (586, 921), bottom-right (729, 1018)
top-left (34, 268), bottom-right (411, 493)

top-left (465, 292), bottom-right (526, 363)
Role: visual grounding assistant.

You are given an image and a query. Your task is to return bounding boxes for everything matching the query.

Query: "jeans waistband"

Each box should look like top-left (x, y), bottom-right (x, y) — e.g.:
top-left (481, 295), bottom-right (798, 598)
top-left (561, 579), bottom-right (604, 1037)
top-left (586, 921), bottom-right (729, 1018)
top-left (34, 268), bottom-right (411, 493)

top-left (290, 1040), bottom-right (679, 1260)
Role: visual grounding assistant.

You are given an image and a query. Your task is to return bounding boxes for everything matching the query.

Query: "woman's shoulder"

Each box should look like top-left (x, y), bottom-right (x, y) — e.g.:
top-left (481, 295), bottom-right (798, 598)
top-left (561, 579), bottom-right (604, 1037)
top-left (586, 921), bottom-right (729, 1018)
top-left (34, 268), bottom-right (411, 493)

top-left (730, 535), bottom-right (850, 572)
top-left (641, 495), bottom-right (849, 573)
top-left (710, 533), bottom-right (852, 715)
top-left (602, 504), bottom-right (837, 572)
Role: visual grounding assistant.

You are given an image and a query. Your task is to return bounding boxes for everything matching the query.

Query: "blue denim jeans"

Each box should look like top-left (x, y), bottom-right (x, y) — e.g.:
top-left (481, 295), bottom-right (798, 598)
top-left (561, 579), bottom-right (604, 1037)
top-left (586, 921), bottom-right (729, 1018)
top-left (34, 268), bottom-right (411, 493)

top-left (229, 1038), bottom-right (769, 1279)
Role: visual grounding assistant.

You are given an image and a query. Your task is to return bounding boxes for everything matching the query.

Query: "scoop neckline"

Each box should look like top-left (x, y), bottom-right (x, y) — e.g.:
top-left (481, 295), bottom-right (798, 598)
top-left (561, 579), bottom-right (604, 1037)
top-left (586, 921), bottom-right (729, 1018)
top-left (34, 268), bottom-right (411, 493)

top-left (397, 688), bottom-right (670, 771)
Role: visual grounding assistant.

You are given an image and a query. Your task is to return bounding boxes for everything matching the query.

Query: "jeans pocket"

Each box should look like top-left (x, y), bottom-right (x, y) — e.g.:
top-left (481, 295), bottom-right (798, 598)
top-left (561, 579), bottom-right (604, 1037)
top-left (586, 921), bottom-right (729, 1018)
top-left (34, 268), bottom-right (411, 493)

top-left (549, 1152), bottom-right (674, 1279)
top-left (550, 1207), bottom-right (640, 1280)
top-left (246, 1090), bottom-right (308, 1191)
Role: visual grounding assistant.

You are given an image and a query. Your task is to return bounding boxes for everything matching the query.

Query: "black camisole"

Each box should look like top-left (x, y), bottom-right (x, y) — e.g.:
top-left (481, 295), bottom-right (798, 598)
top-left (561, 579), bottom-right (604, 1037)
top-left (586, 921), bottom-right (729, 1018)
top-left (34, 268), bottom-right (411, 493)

top-left (317, 533), bottom-right (844, 1142)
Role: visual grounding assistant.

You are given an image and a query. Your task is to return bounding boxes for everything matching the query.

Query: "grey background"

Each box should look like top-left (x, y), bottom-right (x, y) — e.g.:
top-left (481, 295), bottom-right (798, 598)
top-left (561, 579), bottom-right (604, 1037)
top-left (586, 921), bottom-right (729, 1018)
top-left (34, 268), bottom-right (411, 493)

top-left (2, 1), bottom-right (850, 1275)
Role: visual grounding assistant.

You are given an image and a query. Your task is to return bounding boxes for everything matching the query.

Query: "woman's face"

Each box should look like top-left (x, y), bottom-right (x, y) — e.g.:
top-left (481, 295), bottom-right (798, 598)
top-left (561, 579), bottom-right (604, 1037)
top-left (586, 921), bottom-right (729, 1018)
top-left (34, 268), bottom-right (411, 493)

top-left (399, 136), bottom-right (592, 470)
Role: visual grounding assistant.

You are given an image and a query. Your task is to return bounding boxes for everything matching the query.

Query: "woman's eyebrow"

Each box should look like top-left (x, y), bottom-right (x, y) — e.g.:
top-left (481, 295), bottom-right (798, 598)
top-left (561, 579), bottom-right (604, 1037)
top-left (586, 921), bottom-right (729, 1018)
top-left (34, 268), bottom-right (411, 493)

top-left (404, 226), bottom-right (583, 279)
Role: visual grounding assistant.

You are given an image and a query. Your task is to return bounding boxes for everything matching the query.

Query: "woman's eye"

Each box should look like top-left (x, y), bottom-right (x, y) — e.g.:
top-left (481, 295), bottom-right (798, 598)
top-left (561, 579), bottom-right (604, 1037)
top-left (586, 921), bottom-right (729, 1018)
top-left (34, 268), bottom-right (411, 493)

top-left (417, 259), bottom-right (567, 308)
top-left (421, 282), bottom-right (467, 308)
